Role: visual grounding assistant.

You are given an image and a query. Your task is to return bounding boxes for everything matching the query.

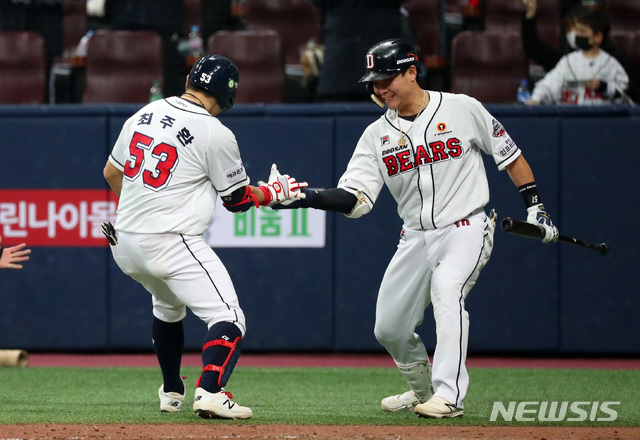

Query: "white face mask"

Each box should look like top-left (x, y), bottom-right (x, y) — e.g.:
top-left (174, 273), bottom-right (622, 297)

top-left (566, 31), bottom-right (577, 50)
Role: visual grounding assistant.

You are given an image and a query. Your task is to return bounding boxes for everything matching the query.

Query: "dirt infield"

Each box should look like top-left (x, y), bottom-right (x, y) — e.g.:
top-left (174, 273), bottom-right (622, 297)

top-left (1, 424), bottom-right (638, 440)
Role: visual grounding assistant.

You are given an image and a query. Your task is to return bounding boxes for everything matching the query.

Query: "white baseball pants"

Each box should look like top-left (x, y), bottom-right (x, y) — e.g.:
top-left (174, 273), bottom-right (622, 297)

top-left (374, 210), bottom-right (494, 408)
top-left (111, 231), bottom-right (246, 335)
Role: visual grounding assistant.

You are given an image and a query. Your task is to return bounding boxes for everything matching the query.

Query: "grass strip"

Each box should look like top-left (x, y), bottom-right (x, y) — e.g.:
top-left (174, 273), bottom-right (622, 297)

top-left (0, 366), bottom-right (637, 426)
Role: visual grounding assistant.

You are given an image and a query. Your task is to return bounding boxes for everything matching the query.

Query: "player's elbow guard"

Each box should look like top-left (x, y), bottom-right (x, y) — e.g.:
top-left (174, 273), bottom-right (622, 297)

top-left (222, 186), bottom-right (259, 213)
top-left (344, 189), bottom-right (372, 219)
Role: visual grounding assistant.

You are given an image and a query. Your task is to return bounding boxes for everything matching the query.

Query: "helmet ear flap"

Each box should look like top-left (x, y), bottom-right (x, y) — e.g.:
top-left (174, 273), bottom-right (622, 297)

top-left (365, 82), bottom-right (385, 108)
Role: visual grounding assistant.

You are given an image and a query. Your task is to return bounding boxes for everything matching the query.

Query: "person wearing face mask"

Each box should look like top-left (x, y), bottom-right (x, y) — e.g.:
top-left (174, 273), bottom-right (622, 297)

top-left (525, 7), bottom-right (629, 105)
top-left (521, 1), bottom-right (640, 103)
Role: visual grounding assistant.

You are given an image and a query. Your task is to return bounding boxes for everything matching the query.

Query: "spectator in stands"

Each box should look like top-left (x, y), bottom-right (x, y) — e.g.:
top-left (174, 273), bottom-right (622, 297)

top-left (522, 0), bottom-right (639, 102)
top-left (526, 7), bottom-right (629, 105)
top-left (311, 0), bottom-right (415, 102)
top-left (521, 0), bottom-right (582, 72)
top-left (0, 235), bottom-right (30, 269)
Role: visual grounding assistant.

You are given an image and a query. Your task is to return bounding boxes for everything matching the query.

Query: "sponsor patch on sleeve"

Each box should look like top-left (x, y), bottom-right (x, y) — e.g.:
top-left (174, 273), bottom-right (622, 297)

top-left (492, 119), bottom-right (506, 138)
top-left (499, 137), bottom-right (517, 157)
top-left (224, 163), bottom-right (246, 184)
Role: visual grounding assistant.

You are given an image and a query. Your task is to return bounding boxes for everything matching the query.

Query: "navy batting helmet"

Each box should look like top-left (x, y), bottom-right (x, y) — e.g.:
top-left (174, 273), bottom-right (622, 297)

top-left (358, 39), bottom-right (420, 83)
top-left (188, 55), bottom-right (239, 112)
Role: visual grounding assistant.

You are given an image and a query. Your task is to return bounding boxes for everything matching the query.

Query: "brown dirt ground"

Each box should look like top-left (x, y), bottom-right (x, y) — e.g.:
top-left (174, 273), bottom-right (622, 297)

top-left (1, 424), bottom-right (638, 440)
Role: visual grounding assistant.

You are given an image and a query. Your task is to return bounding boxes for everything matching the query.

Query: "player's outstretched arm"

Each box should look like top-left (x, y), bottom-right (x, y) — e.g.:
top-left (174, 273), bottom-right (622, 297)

top-left (222, 164), bottom-right (308, 213)
top-left (272, 187), bottom-right (358, 214)
top-left (0, 235), bottom-right (31, 269)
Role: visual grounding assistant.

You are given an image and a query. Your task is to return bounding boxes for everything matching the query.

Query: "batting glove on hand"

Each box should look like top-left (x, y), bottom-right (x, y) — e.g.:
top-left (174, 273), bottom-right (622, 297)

top-left (102, 221), bottom-right (118, 246)
top-left (526, 204), bottom-right (559, 243)
top-left (260, 164), bottom-right (308, 206)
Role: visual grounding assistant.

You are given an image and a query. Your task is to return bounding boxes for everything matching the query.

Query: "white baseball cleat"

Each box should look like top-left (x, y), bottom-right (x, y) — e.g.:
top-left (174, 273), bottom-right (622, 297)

top-left (193, 387), bottom-right (253, 419)
top-left (414, 396), bottom-right (464, 418)
top-left (158, 382), bottom-right (185, 413)
top-left (381, 390), bottom-right (423, 412)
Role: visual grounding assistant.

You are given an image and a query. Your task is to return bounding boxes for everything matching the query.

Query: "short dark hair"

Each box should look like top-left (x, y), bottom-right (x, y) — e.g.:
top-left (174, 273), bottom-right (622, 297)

top-left (573, 7), bottom-right (611, 39)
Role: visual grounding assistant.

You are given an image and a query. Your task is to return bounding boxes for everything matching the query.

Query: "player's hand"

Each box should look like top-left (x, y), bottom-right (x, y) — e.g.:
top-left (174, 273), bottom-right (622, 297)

top-left (0, 236), bottom-right (31, 269)
top-left (102, 221), bottom-right (118, 246)
top-left (585, 79), bottom-right (600, 90)
top-left (526, 204), bottom-right (558, 243)
top-left (261, 164), bottom-right (308, 206)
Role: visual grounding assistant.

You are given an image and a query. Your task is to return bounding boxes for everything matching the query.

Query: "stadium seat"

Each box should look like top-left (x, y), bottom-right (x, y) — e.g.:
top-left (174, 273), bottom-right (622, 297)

top-left (0, 31), bottom-right (47, 104)
top-left (484, 0), bottom-right (562, 46)
top-left (606, 0), bottom-right (640, 35)
top-left (207, 30), bottom-right (285, 104)
top-left (244, 0), bottom-right (321, 66)
top-left (403, 0), bottom-right (445, 68)
top-left (450, 30), bottom-right (529, 103)
top-left (82, 30), bottom-right (164, 103)
top-left (625, 32), bottom-right (640, 76)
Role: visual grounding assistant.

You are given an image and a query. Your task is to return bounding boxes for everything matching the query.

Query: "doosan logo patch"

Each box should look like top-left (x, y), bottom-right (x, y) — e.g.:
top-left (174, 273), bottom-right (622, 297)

top-left (396, 53), bottom-right (416, 65)
top-left (366, 54), bottom-right (375, 69)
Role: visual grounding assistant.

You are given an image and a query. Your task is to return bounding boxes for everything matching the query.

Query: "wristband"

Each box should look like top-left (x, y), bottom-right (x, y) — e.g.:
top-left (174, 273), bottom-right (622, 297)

top-left (258, 185), bottom-right (272, 206)
top-left (518, 182), bottom-right (541, 208)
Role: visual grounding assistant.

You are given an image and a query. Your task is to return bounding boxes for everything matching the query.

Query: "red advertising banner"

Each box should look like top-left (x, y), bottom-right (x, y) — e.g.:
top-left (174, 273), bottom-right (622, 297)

top-left (0, 189), bottom-right (117, 247)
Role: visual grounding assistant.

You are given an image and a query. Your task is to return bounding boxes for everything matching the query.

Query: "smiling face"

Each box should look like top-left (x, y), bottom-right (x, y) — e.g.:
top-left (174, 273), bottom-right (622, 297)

top-left (371, 66), bottom-right (423, 115)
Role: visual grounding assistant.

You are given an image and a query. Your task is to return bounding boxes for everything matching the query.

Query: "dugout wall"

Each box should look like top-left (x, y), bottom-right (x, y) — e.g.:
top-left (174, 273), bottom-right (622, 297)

top-left (0, 103), bottom-right (637, 355)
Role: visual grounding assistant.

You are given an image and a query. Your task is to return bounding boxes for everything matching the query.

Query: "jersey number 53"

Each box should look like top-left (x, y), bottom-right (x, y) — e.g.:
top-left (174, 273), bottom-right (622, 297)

top-left (124, 131), bottom-right (180, 191)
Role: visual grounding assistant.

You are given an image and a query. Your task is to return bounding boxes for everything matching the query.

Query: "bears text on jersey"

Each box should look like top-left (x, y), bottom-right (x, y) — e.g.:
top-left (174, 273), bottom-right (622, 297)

top-left (382, 137), bottom-right (463, 177)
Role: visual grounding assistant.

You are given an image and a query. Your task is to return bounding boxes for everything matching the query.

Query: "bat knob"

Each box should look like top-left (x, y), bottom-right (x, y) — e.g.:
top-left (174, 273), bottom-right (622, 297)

top-left (500, 217), bottom-right (512, 231)
top-left (599, 243), bottom-right (609, 255)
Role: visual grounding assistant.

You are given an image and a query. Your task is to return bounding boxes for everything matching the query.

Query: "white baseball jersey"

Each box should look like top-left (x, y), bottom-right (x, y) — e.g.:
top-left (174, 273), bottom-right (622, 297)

top-left (109, 97), bottom-right (249, 234)
top-left (531, 49), bottom-right (629, 105)
top-left (338, 91), bottom-right (520, 230)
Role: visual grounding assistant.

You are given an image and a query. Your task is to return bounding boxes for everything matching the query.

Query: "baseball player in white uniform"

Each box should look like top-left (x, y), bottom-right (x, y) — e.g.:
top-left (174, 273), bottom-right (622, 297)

top-left (274, 39), bottom-right (558, 418)
top-left (527, 8), bottom-right (629, 105)
top-left (102, 55), bottom-right (306, 420)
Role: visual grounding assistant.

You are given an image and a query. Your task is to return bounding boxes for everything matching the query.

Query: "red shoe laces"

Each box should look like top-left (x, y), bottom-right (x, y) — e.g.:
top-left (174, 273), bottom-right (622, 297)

top-left (222, 390), bottom-right (234, 399)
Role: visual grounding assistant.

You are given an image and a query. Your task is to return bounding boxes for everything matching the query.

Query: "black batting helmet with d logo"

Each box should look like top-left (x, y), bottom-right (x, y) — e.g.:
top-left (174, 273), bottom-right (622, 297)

top-left (358, 39), bottom-right (420, 83)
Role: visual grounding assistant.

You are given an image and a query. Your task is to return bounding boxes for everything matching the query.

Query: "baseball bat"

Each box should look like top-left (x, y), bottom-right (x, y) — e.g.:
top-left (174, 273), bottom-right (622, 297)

top-left (501, 217), bottom-right (609, 255)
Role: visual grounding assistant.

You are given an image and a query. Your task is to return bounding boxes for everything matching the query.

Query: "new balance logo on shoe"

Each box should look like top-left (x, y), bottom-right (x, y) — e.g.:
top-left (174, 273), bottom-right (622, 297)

top-left (193, 387), bottom-right (252, 420)
top-left (414, 396), bottom-right (464, 419)
top-left (445, 403), bottom-right (458, 411)
top-left (224, 399), bottom-right (235, 409)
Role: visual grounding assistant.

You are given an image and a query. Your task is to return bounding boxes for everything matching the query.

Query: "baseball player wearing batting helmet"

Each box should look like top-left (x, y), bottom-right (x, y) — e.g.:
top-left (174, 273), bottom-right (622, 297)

top-left (103, 55), bottom-right (307, 419)
top-left (274, 39), bottom-right (558, 418)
